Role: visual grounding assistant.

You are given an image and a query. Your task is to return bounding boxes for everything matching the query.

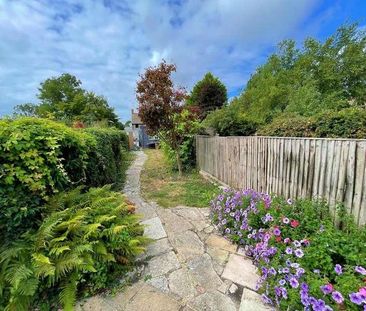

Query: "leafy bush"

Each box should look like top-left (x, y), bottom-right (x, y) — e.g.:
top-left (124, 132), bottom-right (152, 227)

top-left (0, 186), bottom-right (148, 311)
top-left (0, 118), bottom-right (93, 237)
top-left (84, 127), bottom-right (129, 187)
top-left (257, 108), bottom-right (366, 138)
top-left (161, 136), bottom-right (196, 171)
top-left (315, 108), bottom-right (366, 138)
top-left (211, 189), bottom-right (366, 310)
top-left (204, 105), bottom-right (258, 136)
top-left (257, 114), bottom-right (317, 137)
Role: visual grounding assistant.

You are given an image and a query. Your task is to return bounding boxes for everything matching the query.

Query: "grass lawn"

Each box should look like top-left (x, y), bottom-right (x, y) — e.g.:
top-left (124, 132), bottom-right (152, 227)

top-left (141, 148), bottom-right (219, 208)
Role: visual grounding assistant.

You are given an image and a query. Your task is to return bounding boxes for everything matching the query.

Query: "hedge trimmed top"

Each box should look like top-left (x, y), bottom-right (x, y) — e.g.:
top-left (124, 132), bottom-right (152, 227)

top-left (0, 117), bottom-right (128, 238)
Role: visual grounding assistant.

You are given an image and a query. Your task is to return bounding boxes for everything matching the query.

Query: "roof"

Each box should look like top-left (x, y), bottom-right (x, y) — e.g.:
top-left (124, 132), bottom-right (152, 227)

top-left (131, 109), bottom-right (143, 125)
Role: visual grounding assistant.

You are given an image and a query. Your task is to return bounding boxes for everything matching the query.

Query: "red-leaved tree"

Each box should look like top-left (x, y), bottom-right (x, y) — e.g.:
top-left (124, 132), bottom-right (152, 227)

top-left (136, 61), bottom-right (197, 175)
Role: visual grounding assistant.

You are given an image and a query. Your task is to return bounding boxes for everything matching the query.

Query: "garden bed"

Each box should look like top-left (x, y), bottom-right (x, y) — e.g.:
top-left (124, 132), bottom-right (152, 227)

top-left (211, 189), bottom-right (366, 310)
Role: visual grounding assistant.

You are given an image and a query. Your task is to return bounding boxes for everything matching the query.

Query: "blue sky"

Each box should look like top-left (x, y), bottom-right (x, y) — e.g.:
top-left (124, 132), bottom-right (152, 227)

top-left (0, 0), bottom-right (365, 121)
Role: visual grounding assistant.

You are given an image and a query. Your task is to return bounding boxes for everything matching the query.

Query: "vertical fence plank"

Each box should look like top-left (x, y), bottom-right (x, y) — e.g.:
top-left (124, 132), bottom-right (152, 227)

top-left (345, 141), bottom-right (356, 214)
top-left (353, 142), bottom-right (366, 224)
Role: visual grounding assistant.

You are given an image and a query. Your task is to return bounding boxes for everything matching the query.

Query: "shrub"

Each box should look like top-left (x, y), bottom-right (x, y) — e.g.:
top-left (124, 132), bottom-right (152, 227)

top-left (257, 114), bottom-right (317, 137)
top-left (0, 186), bottom-right (148, 310)
top-left (257, 108), bottom-right (366, 138)
top-left (0, 117), bottom-right (93, 237)
top-left (161, 136), bottom-right (196, 171)
top-left (315, 108), bottom-right (366, 138)
top-left (204, 106), bottom-right (258, 136)
top-left (211, 189), bottom-right (366, 310)
top-left (84, 127), bottom-right (129, 188)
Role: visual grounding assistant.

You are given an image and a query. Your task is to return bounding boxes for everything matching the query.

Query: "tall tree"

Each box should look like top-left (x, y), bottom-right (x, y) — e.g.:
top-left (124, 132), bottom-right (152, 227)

top-left (136, 61), bottom-right (198, 175)
top-left (189, 72), bottom-right (228, 119)
top-left (15, 73), bottom-right (122, 128)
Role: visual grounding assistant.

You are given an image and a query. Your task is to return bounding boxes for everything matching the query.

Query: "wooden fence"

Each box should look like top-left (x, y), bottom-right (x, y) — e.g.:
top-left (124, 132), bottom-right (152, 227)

top-left (196, 135), bottom-right (366, 226)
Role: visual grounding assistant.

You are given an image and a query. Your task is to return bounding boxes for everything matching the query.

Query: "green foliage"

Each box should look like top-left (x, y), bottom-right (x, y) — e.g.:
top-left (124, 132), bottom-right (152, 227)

top-left (258, 108), bottom-right (366, 138)
top-left (161, 136), bottom-right (196, 171)
top-left (160, 108), bottom-right (201, 172)
top-left (0, 118), bottom-right (130, 239)
top-left (206, 24), bottom-right (366, 138)
top-left (257, 114), bottom-right (317, 137)
top-left (0, 117), bottom-right (93, 237)
top-left (188, 72), bottom-right (228, 119)
top-left (315, 107), bottom-right (366, 138)
top-left (15, 73), bottom-right (123, 129)
top-left (84, 128), bottom-right (129, 188)
top-left (204, 101), bottom-right (258, 136)
top-left (0, 186), bottom-right (148, 310)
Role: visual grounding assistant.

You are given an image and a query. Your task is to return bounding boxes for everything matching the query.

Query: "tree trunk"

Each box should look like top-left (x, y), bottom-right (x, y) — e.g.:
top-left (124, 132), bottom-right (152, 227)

top-left (176, 150), bottom-right (183, 177)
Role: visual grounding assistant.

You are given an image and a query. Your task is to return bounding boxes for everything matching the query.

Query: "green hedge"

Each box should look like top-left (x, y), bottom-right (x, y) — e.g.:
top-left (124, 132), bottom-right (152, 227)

top-left (257, 108), bottom-right (366, 138)
top-left (257, 114), bottom-right (317, 137)
top-left (315, 108), bottom-right (366, 138)
top-left (204, 105), bottom-right (258, 136)
top-left (0, 118), bottom-right (93, 237)
top-left (84, 127), bottom-right (128, 187)
top-left (0, 118), bottom-right (129, 238)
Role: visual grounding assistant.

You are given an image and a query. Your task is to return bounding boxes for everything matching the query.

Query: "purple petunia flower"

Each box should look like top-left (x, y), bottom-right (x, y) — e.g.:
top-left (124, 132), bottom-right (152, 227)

top-left (313, 269), bottom-right (320, 274)
top-left (274, 287), bottom-right (282, 297)
top-left (273, 227), bottom-right (281, 236)
top-left (269, 267), bottom-right (277, 275)
top-left (240, 224), bottom-right (247, 230)
top-left (294, 249), bottom-right (304, 258)
top-left (221, 219), bottom-right (227, 225)
top-left (287, 198), bottom-right (293, 205)
top-left (355, 266), bottom-right (366, 275)
top-left (320, 284), bottom-right (333, 295)
top-left (334, 264), bottom-right (342, 275)
top-left (300, 283), bottom-right (309, 296)
top-left (291, 263), bottom-right (300, 268)
top-left (282, 267), bottom-right (290, 274)
top-left (286, 259), bottom-right (292, 267)
top-left (284, 237), bottom-right (291, 244)
top-left (289, 277), bottom-right (299, 288)
top-left (280, 287), bottom-right (288, 299)
top-left (261, 294), bottom-right (273, 305)
top-left (296, 268), bottom-right (305, 277)
top-left (285, 247), bottom-right (293, 255)
top-left (312, 299), bottom-right (326, 311)
top-left (225, 228), bottom-right (231, 234)
top-left (283, 217), bottom-right (290, 224)
top-left (279, 279), bottom-right (286, 286)
top-left (349, 292), bottom-right (364, 305)
top-left (332, 291), bottom-right (344, 304)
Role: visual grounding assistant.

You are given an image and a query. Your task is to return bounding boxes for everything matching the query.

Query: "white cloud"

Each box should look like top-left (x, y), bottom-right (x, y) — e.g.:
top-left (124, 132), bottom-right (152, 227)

top-left (0, 0), bottom-right (321, 120)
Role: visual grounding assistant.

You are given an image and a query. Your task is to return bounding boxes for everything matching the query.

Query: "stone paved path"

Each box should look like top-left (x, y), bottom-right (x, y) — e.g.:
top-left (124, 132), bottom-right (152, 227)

top-left (77, 151), bottom-right (272, 311)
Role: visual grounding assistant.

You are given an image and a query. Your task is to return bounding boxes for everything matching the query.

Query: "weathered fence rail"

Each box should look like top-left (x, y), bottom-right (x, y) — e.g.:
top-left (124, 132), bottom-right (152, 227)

top-left (196, 135), bottom-right (366, 225)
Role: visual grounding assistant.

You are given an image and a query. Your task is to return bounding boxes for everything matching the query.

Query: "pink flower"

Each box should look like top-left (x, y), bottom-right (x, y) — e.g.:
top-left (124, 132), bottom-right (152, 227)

top-left (290, 219), bottom-right (300, 228)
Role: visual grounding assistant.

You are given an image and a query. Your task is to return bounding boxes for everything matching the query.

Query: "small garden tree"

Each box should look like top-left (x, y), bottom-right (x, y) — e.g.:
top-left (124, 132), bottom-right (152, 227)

top-left (189, 72), bottom-right (228, 119)
top-left (136, 61), bottom-right (199, 175)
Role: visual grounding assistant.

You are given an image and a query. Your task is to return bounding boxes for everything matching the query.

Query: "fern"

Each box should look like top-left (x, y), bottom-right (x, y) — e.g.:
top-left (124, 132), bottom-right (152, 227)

top-left (0, 186), bottom-right (149, 309)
